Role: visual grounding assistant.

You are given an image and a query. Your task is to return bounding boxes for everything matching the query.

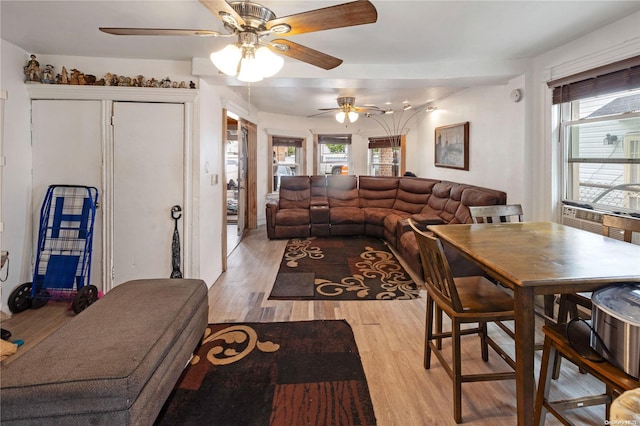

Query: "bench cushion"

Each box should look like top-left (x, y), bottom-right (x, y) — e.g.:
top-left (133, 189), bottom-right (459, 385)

top-left (1, 279), bottom-right (208, 425)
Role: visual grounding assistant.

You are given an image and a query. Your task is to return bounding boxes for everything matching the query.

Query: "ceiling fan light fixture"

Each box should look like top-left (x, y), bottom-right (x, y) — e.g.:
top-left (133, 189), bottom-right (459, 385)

top-left (237, 53), bottom-right (264, 82)
top-left (348, 111), bottom-right (359, 123)
top-left (336, 111), bottom-right (346, 123)
top-left (210, 44), bottom-right (242, 76)
top-left (255, 46), bottom-right (284, 78)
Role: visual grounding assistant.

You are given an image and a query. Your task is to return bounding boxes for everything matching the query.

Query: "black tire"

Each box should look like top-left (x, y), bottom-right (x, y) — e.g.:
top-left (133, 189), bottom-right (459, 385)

top-left (72, 285), bottom-right (98, 314)
top-left (31, 290), bottom-right (50, 309)
top-left (8, 282), bottom-right (33, 314)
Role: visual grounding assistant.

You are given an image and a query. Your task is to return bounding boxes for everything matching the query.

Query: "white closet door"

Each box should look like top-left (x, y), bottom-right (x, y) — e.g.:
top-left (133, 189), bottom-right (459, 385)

top-left (31, 100), bottom-right (104, 289)
top-left (112, 102), bottom-right (184, 285)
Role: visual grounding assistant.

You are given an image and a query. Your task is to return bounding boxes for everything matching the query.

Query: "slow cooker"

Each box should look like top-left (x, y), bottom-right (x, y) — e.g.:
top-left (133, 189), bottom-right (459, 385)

top-left (591, 283), bottom-right (640, 379)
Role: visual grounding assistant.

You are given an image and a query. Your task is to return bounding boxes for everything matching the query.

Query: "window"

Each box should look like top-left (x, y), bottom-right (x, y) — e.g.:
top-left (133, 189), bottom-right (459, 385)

top-left (368, 135), bottom-right (406, 176)
top-left (316, 134), bottom-right (351, 175)
top-left (560, 90), bottom-right (640, 213)
top-left (271, 136), bottom-right (304, 192)
top-left (549, 56), bottom-right (640, 214)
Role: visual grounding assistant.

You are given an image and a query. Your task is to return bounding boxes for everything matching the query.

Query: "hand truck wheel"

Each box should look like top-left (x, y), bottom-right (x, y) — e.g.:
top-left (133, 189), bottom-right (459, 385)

top-left (72, 285), bottom-right (98, 314)
top-left (31, 290), bottom-right (50, 309)
top-left (8, 282), bottom-right (34, 314)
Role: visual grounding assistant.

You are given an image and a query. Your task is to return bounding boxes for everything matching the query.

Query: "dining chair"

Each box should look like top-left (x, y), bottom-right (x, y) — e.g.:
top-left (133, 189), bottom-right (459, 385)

top-left (553, 214), bottom-right (640, 379)
top-left (469, 204), bottom-right (556, 327)
top-left (408, 219), bottom-right (516, 423)
top-left (534, 323), bottom-right (640, 425)
top-left (469, 203), bottom-right (524, 224)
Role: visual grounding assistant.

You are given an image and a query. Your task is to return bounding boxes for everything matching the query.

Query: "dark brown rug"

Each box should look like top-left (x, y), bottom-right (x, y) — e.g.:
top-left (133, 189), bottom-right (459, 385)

top-left (269, 236), bottom-right (419, 300)
top-left (155, 320), bottom-right (376, 426)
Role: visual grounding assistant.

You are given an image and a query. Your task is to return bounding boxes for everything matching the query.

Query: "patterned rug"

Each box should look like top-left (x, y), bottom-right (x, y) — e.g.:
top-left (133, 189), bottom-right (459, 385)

top-left (269, 236), bottom-right (419, 300)
top-left (155, 320), bottom-right (376, 426)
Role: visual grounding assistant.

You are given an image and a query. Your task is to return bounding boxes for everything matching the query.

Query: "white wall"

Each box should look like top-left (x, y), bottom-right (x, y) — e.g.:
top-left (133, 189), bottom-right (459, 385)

top-left (195, 79), bottom-right (224, 285)
top-left (415, 75), bottom-right (528, 212)
top-left (529, 11), bottom-right (640, 221)
top-left (1, 40), bottom-right (34, 314)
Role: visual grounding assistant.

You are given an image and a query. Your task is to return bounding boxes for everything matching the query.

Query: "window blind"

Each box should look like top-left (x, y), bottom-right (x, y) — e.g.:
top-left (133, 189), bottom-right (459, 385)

top-left (548, 55), bottom-right (640, 104)
top-left (318, 134), bottom-right (352, 144)
top-left (368, 136), bottom-right (399, 149)
top-left (272, 136), bottom-right (303, 148)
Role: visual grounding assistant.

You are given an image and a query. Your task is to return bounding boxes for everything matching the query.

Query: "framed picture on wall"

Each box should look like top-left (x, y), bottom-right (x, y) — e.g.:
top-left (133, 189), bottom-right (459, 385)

top-left (434, 122), bottom-right (469, 170)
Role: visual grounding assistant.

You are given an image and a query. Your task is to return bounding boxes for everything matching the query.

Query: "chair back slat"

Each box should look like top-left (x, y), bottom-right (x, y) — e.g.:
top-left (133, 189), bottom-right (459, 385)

top-left (408, 219), bottom-right (463, 312)
top-left (470, 204), bottom-right (524, 224)
top-left (602, 214), bottom-right (640, 243)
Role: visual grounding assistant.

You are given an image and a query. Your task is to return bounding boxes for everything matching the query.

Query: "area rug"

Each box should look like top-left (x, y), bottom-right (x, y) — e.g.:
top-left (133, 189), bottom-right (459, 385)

top-left (155, 320), bottom-right (376, 426)
top-left (269, 236), bottom-right (419, 300)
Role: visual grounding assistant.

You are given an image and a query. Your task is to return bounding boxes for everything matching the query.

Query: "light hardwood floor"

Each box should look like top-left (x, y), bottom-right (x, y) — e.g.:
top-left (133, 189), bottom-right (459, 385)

top-left (1, 226), bottom-right (608, 425)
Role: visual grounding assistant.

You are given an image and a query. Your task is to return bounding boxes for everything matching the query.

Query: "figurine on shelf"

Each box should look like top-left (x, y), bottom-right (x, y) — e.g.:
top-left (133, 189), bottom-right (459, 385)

top-left (189, 81), bottom-right (196, 89)
top-left (60, 66), bottom-right (69, 84)
top-left (69, 69), bottom-right (83, 85)
top-left (179, 81), bottom-right (187, 89)
top-left (23, 54), bottom-right (42, 83)
top-left (42, 64), bottom-right (55, 84)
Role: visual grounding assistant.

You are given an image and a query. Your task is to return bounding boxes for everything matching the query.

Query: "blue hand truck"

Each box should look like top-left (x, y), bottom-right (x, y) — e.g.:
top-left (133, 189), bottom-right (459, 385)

top-left (8, 185), bottom-right (99, 314)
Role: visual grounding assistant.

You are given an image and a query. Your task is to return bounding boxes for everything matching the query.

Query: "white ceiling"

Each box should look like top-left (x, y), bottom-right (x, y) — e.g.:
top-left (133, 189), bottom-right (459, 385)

top-left (2, 0), bottom-right (639, 117)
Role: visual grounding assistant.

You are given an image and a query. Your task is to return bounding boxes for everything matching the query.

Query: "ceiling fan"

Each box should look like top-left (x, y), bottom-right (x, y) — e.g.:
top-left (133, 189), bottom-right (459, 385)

top-left (311, 96), bottom-right (383, 123)
top-left (100, 0), bottom-right (378, 80)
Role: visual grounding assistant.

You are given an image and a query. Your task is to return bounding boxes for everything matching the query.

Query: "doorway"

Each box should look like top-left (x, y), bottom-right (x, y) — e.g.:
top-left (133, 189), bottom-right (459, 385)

top-left (224, 113), bottom-right (242, 255)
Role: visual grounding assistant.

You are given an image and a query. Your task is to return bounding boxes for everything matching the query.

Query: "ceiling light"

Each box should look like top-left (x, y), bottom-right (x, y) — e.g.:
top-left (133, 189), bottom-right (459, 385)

top-left (210, 33), bottom-right (284, 82)
top-left (335, 109), bottom-right (359, 124)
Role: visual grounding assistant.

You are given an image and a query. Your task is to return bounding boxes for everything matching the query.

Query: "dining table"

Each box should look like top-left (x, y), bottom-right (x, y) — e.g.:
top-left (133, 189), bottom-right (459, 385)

top-left (427, 221), bottom-right (640, 426)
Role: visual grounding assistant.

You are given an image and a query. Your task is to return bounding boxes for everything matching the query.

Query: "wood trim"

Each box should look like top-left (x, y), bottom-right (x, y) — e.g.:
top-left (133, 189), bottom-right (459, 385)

top-left (221, 108), bottom-right (228, 271)
top-left (242, 119), bottom-right (258, 229)
top-left (268, 135), bottom-right (274, 193)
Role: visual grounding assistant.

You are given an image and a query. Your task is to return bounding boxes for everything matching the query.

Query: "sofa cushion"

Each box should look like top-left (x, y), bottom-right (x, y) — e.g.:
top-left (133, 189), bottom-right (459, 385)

top-left (279, 176), bottom-right (311, 209)
top-left (392, 178), bottom-right (438, 213)
top-left (358, 176), bottom-right (399, 208)
top-left (275, 208), bottom-right (310, 226)
top-left (330, 206), bottom-right (365, 225)
top-left (328, 176), bottom-right (359, 208)
top-left (310, 175), bottom-right (328, 206)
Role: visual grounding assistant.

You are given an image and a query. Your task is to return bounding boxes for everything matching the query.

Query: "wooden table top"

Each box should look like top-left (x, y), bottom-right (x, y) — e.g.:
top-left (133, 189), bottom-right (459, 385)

top-left (428, 221), bottom-right (640, 289)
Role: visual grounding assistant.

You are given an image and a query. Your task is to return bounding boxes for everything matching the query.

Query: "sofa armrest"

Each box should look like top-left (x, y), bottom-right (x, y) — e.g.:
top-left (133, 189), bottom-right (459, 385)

top-left (265, 203), bottom-right (279, 239)
top-left (410, 213), bottom-right (445, 228)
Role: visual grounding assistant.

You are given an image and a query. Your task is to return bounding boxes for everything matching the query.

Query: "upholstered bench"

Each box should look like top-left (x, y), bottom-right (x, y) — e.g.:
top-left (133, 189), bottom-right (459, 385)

top-left (0, 278), bottom-right (208, 425)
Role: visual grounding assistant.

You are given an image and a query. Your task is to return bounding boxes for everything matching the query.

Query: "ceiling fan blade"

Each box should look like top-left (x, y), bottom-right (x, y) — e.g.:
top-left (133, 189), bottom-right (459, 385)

top-left (354, 106), bottom-right (383, 113)
top-left (99, 28), bottom-right (222, 37)
top-left (267, 0), bottom-right (377, 36)
top-left (199, 0), bottom-right (245, 31)
top-left (307, 110), bottom-right (336, 118)
top-left (270, 39), bottom-right (342, 70)
top-left (317, 107), bottom-right (341, 111)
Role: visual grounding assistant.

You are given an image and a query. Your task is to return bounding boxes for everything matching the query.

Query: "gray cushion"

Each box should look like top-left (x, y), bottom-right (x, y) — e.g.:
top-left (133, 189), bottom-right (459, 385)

top-left (1, 278), bottom-right (208, 425)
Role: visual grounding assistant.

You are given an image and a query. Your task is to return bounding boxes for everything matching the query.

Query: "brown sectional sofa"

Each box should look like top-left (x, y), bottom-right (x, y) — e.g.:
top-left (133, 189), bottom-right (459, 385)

top-left (266, 175), bottom-right (507, 278)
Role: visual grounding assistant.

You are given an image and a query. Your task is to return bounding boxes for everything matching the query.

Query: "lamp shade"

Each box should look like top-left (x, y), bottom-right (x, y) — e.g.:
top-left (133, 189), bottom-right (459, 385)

top-left (237, 54), bottom-right (263, 82)
top-left (255, 46), bottom-right (284, 78)
top-left (336, 111), bottom-right (346, 123)
top-left (210, 43), bottom-right (284, 82)
top-left (348, 111), bottom-right (359, 123)
top-left (210, 44), bottom-right (242, 76)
